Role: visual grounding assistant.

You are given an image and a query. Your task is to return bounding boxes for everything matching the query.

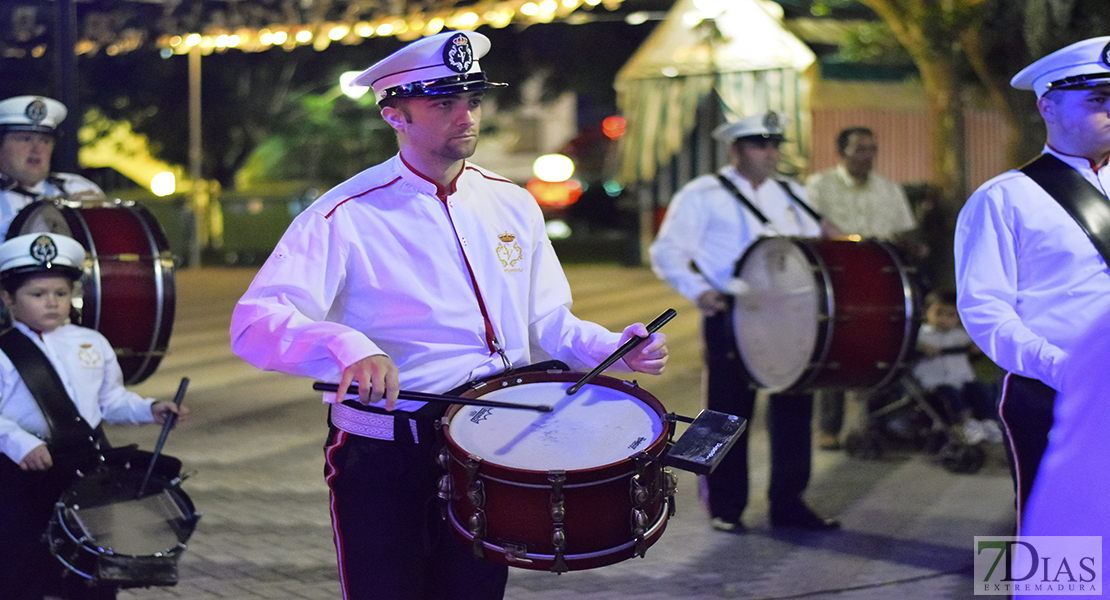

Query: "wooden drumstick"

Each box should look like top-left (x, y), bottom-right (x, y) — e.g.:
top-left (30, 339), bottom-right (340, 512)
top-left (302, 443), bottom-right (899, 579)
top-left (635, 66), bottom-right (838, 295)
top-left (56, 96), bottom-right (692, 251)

top-left (312, 382), bottom-right (553, 412)
top-left (566, 308), bottom-right (677, 395)
top-left (137, 377), bottom-right (189, 498)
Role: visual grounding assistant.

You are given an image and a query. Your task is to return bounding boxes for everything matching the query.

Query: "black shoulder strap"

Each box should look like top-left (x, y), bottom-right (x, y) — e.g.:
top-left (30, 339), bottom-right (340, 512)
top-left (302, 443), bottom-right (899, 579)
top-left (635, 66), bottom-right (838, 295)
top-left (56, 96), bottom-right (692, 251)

top-left (715, 174), bottom-right (770, 225)
top-left (774, 179), bottom-right (824, 223)
top-left (0, 327), bottom-right (100, 456)
top-left (1021, 154), bottom-right (1110, 265)
top-left (716, 173), bottom-right (825, 225)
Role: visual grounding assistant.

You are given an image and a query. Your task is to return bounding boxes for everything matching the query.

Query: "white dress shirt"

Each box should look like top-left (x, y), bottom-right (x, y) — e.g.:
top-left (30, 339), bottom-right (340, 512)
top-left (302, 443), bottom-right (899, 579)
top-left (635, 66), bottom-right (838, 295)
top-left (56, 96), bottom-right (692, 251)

top-left (955, 147), bottom-right (1110, 390)
top-left (231, 154), bottom-right (626, 413)
top-left (649, 166), bottom-right (822, 304)
top-left (0, 321), bottom-right (155, 463)
top-left (0, 172), bottom-right (104, 238)
top-left (804, 164), bottom-right (916, 238)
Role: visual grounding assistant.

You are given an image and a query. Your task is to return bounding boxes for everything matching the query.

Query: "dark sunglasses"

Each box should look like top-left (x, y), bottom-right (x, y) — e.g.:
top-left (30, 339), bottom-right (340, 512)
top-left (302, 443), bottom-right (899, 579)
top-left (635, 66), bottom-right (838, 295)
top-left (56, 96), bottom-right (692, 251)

top-left (740, 137), bottom-right (784, 149)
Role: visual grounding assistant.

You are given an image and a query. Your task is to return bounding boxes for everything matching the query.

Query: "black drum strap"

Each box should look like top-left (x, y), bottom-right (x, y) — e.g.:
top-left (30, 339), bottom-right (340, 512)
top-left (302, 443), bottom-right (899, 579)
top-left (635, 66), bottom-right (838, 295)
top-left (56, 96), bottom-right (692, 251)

top-left (1021, 154), bottom-right (1110, 267)
top-left (716, 174), bottom-right (770, 225)
top-left (774, 180), bottom-right (824, 223)
top-left (0, 327), bottom-right (102, 458)
top-left (715, 173), bottom-right (824, 225)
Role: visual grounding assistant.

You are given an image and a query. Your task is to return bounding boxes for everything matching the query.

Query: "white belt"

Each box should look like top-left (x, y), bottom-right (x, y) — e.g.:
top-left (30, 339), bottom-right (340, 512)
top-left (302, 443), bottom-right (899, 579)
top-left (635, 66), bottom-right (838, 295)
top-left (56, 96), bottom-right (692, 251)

top-left (330, 402), bottom-right (421, 443)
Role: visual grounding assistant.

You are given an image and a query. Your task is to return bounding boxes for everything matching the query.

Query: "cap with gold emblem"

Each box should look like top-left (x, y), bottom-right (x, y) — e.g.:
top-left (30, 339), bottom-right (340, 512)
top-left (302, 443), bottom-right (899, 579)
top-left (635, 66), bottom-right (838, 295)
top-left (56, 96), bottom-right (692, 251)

top-left (712, 111), bottom-right (789, 143)
top-left (0, 96), bottom-right (67, 134)
top-left (0, 232), bottom-right (85, 283)
top-left (353, 30), bottom-right (507, 105)
top-left (1011, 36), bottom-right (1110, 97)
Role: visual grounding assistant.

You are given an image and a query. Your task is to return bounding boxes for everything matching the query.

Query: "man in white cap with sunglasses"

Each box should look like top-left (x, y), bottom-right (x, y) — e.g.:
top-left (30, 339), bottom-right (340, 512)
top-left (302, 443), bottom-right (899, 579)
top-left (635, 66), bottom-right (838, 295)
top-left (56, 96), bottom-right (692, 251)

top-left (231, 30), bottom-right (668, 599)
top-left (0, 96), bottom-right (103, 238)
top-left (955, 36), bottom-right (1110, 527)
top-left (650, 110), bottom-right (839, 534)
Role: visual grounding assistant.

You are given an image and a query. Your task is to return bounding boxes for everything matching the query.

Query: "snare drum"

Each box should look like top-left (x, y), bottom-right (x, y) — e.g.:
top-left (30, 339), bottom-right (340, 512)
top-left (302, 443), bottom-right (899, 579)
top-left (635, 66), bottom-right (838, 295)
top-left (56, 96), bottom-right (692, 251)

top-left (47, 465), bottom-right (199, 588)
top-left (442, 371), bottom-right (676, 572)
top-left (8, 199), bottom-right (175, 384)
top-left (732, 237), bottom-right (918, 392)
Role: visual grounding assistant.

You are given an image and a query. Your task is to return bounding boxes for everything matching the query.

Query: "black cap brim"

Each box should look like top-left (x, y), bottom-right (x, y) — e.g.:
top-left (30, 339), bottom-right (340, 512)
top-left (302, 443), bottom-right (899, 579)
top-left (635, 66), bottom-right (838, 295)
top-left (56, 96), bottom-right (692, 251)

top-left (379, 73), bottom-right (507, 104)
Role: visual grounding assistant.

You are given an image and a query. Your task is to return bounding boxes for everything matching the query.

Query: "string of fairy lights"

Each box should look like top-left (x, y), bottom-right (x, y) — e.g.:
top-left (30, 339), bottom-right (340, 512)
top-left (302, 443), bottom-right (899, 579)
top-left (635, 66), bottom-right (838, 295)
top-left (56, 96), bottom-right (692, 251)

top-left (151, 0), bottom-right (628, 57)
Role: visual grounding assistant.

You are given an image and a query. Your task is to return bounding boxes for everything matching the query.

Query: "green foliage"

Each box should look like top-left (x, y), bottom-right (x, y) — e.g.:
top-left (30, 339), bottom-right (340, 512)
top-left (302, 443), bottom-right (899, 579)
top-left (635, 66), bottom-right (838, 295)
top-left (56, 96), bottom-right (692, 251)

top-left (235, 93), bottom-right (397, 190)
top-left (836, 21), bottom-right (911, 64)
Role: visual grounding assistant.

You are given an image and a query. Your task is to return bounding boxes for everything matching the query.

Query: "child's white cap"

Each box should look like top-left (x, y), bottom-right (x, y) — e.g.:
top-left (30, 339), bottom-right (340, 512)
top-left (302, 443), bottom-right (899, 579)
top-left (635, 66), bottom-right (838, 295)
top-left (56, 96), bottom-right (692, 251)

top-left (0, 233), bottom-right (85, 283)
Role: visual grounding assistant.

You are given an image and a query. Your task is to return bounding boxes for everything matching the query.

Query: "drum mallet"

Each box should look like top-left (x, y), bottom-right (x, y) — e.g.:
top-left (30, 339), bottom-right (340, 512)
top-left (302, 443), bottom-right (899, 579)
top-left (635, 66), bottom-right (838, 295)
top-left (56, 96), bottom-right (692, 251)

top-left (137, 377), bottom-right (189, 498)
top-left (566, 308), bottom-right (677, 395)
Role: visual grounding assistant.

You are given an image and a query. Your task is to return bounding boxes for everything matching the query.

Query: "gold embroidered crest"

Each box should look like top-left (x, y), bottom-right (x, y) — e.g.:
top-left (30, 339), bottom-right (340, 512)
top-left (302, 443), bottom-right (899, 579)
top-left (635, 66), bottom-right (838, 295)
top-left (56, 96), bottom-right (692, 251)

top-left (77, 343), bottom-right (101, 367)
top-left (495, 232), bottom-right (523, 271)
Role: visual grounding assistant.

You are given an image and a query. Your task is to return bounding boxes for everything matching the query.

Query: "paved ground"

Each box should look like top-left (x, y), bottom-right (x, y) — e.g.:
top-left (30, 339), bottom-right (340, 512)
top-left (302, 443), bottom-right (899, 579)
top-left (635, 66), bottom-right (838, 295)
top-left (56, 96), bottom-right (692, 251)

top-left (96, 265), bottom-right (1016, 600)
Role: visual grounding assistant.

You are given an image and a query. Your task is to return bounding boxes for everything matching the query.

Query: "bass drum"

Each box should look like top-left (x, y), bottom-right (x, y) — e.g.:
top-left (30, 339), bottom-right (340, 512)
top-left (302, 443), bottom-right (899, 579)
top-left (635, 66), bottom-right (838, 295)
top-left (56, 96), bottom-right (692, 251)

top-left (732, 237), bottom-right (918, 392)
top-left (442, 371), bottom-right (676, 573)
top-left (8, 199), bottom-right (175, 384)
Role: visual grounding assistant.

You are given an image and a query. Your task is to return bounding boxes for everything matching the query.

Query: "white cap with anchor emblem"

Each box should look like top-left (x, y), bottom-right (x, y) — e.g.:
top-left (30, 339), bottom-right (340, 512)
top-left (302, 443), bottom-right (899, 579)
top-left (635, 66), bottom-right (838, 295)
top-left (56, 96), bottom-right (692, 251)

top-left (0, 96), bottom-right (67, 134)
top-left (1012, 36), bottom-right (1110, 98)
top-left (711, 111), bottom-right (789, 143)
top-left (354, 31), bottom-right (507, 105)
top-left (0, 232), bottom-right (86, 284)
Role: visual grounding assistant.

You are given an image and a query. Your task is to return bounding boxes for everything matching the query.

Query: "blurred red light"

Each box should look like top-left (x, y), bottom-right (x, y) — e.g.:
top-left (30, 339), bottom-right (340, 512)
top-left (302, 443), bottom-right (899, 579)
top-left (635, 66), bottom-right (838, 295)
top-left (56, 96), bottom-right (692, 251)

top-left (527, 178), bottom-right (583, 207)
top-left (602, 116), bottom-right (626, 140)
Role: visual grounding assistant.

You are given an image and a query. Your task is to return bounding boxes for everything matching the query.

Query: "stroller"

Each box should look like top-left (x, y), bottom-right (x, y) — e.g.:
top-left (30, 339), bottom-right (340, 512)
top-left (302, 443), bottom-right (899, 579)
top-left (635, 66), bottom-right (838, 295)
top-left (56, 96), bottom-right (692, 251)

top-left (842, 373), bottom-right (999, 473)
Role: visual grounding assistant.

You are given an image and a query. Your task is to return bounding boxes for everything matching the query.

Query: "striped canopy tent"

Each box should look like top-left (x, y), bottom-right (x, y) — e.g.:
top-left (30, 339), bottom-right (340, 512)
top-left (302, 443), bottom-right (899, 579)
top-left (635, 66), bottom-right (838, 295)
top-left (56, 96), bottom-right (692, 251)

top-left (614, 0), bottom-right (816, 185)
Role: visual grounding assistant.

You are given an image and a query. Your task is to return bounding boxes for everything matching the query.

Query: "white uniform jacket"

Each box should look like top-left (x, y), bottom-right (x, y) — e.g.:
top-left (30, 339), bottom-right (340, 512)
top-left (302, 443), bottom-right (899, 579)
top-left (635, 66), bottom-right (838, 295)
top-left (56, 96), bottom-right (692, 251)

top-left (230, 154), bottom-right (625, 412)
top-left (955, 147), bottom-right (1110, 390)
top-left (0, 321), bottom-right (155, 464)
top-left (0, 172), bottom-right (104, 238)
top-left (649, 166), bottom-right (822, 304)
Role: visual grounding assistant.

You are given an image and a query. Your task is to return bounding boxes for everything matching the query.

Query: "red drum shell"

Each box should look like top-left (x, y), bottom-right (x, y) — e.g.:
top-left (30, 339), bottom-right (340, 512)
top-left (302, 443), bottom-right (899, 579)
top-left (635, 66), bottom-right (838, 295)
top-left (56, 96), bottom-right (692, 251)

top-left (443, 371), bottom-right (672, 571)
top-left (732, 237), bottom-right (918, 392)
top-left (8, 200), bottom-right (176, 384)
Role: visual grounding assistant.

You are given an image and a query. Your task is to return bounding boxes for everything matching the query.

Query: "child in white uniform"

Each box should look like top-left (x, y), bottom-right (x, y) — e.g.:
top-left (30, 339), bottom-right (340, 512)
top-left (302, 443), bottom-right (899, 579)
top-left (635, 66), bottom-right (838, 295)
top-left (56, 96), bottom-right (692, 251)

top-left (0, 232), bottom-right (186, 600)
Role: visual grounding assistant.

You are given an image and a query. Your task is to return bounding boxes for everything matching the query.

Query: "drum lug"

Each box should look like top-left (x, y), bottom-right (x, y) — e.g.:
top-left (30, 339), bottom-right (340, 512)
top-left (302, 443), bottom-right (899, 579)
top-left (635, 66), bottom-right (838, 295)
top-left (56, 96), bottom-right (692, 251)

top-left (548, 472), bottom-right (568, 573)
top-left (436, 474), bottom-right (451, 502)
top-left (629, 476), bottom-right (649, 506)
top-left (550, 524), bottom-right (568, 574)
top-left (467, 480), bottom-right (486, 509)
top-left (630, 508), bottom-right (649, 558)
top-left (548, 472), bottom-right (566, 522)
top-left (464, 455), bottom-right (481, 481)
top-left (467, 510), bottom-right (487, 559)
top-left (436, 447), bottom-right (451, 470)
top-left (664, 469), bottom-right (678, 499)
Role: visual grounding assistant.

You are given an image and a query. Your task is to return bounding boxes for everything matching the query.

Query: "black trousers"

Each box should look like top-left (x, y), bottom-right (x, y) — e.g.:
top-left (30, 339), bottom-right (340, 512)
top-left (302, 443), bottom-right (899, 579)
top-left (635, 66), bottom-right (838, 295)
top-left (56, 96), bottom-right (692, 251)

top-left (0, 455), bottom-right (117, 600)
top-left (324, 410), bottom-right (508, 600)
top-left (702, 308), bottom-right (815, 523)
top-left (997, 373), bottom-right (1056, 523)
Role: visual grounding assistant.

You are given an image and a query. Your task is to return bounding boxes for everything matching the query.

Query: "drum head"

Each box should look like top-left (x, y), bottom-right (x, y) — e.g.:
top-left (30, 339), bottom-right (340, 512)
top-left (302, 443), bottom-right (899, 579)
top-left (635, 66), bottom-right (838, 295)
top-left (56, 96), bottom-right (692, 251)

top-left (732, 237), bottom-right (825, 390)
top-left (448, 380), bottom-right (664, 471)
top-left (7, 201), bottom-right (74, 237)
